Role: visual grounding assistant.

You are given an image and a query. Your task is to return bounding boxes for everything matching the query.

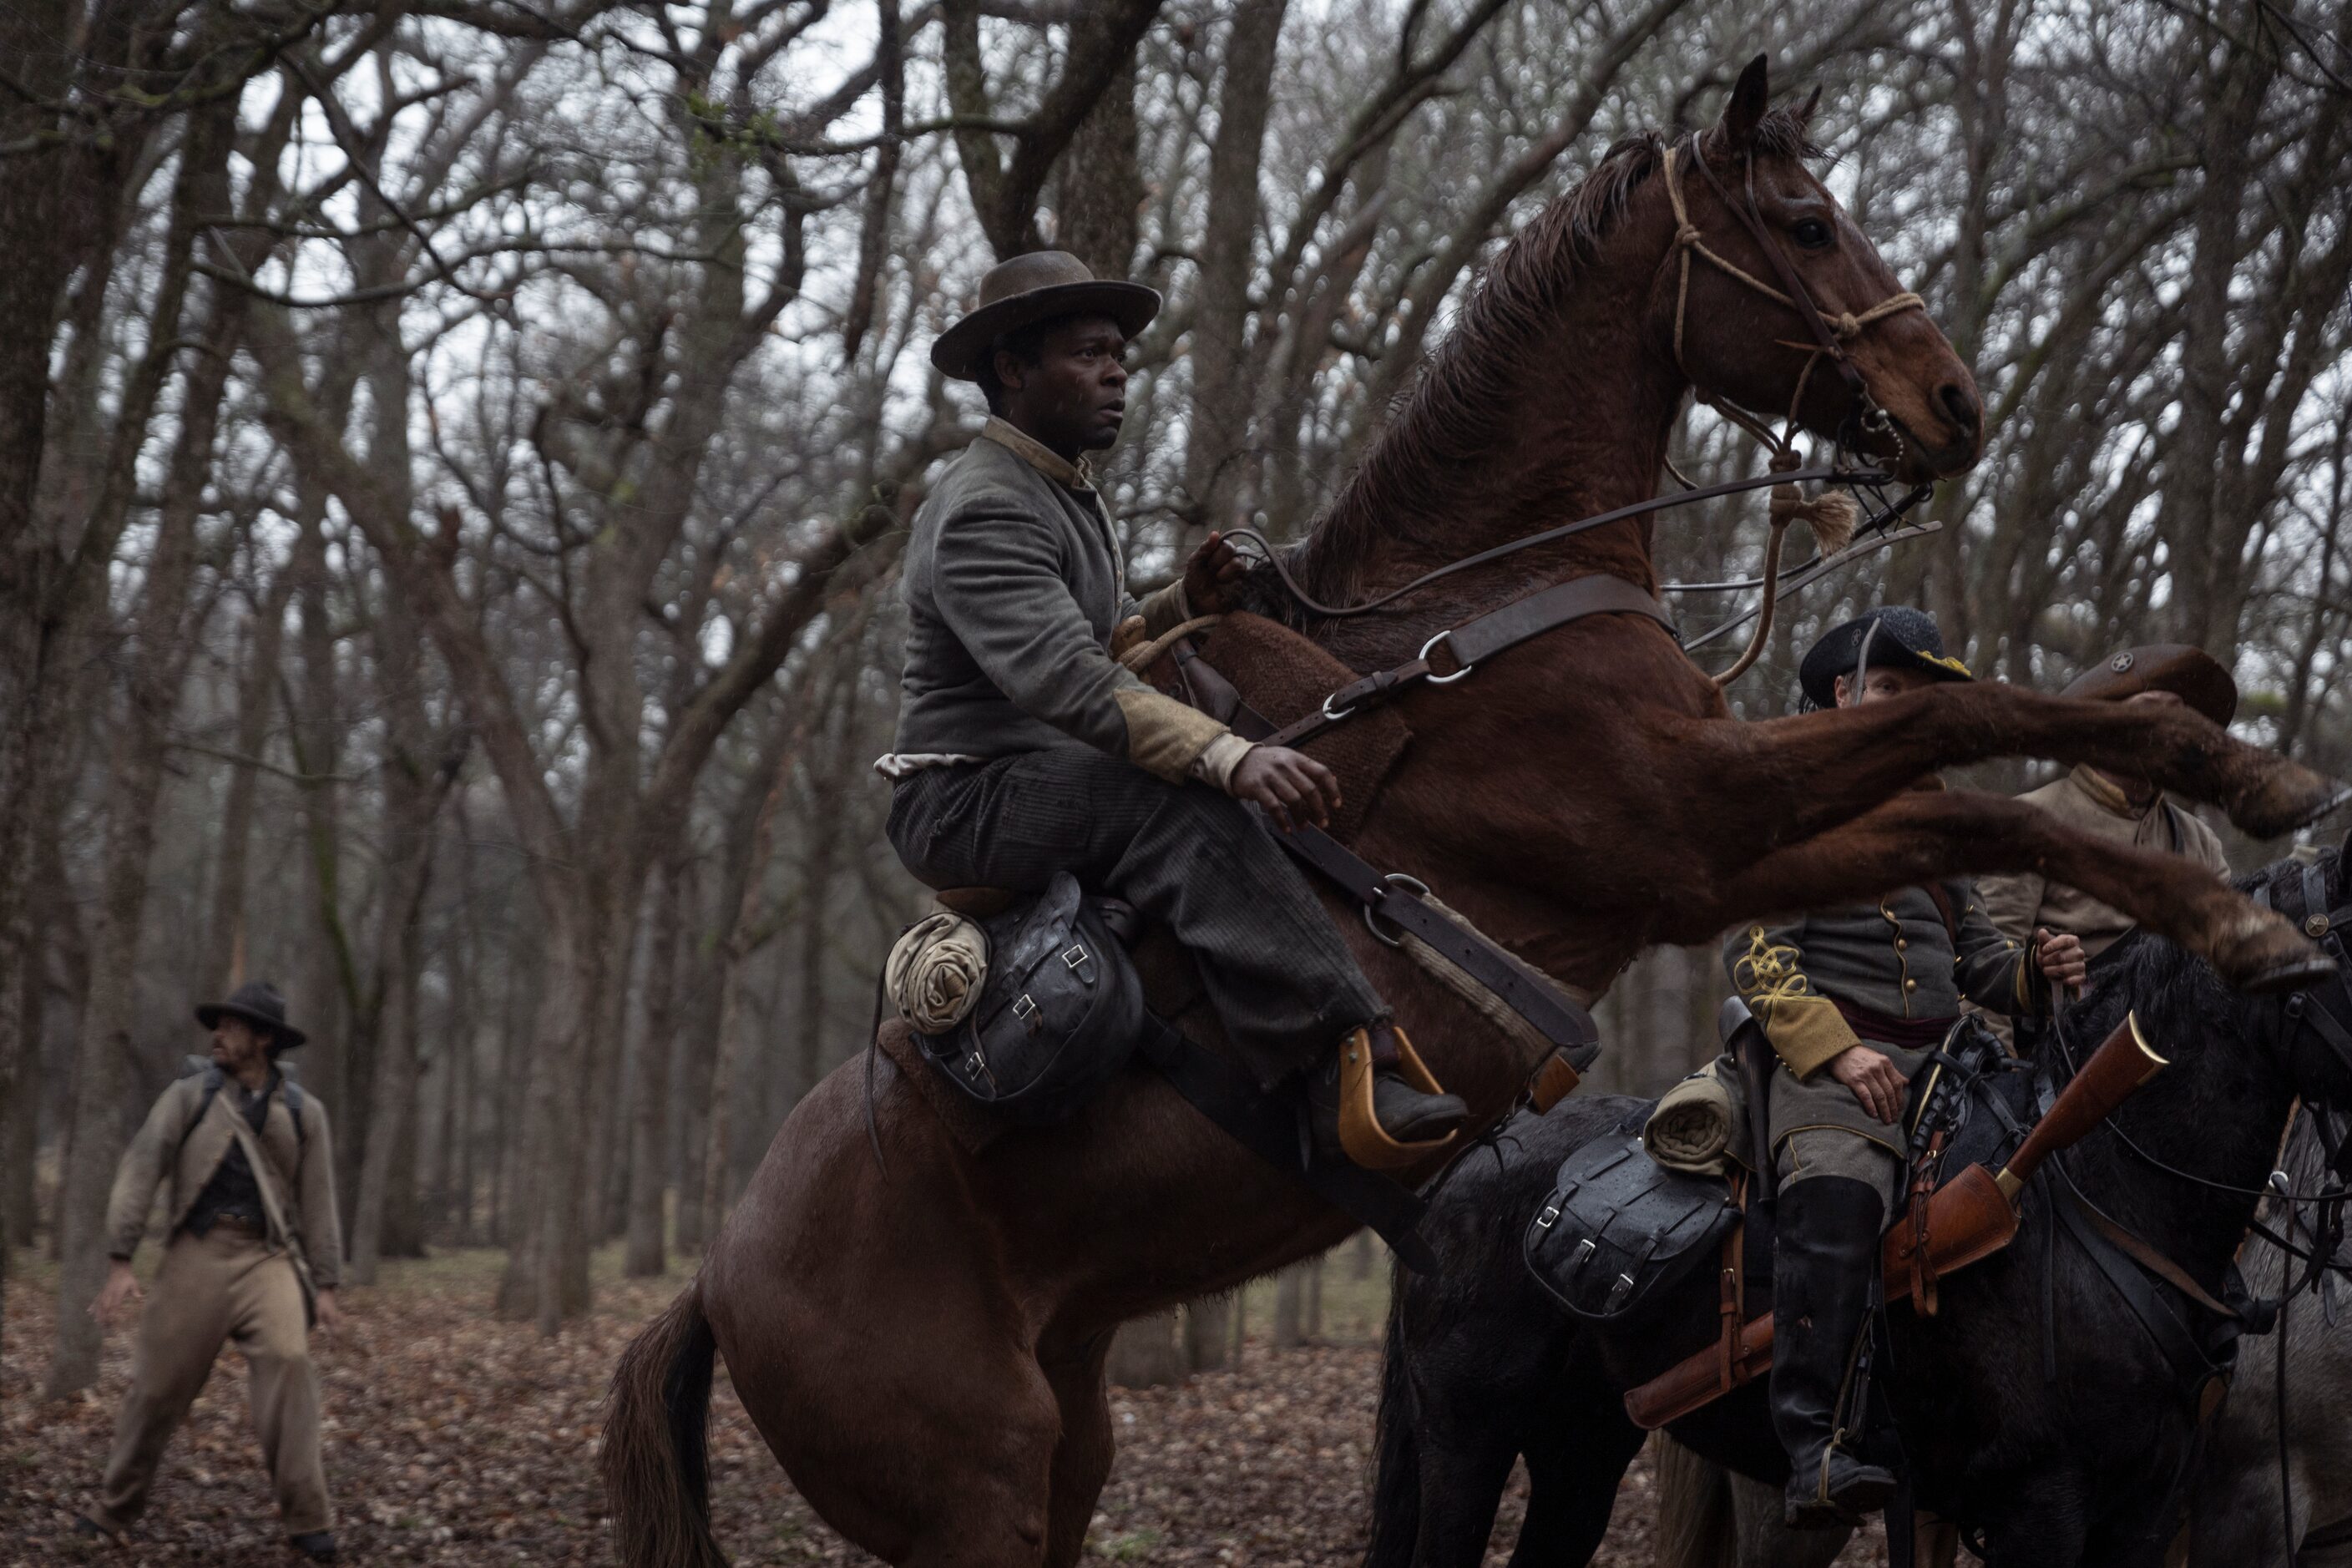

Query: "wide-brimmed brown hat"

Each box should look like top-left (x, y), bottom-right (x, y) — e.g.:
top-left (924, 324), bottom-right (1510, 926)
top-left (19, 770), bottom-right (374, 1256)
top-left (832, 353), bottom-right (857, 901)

top-left (930, 250), bottom-right (1160, 381)
top-left (2061, 645), bottom-right (2237, 727)
top-left (196, 979), bottom-right (306, 1050)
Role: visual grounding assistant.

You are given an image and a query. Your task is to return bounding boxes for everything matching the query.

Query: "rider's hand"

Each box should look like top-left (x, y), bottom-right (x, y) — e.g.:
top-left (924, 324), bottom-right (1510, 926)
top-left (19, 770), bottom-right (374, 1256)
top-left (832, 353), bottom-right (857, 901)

top-left (2035, 927), bottom-right (2086, 996)
top-left (313, 1287), bottom-right (341, 1336)
top-left (1182, 531), bottom-right (1249, 616)
top-left (1828, 1044), bottom-right (1906, 1125)
top-left (1231, 745), bottom-right (1343, 833)
top-left (92, 1259), bottom-right (143, 1326)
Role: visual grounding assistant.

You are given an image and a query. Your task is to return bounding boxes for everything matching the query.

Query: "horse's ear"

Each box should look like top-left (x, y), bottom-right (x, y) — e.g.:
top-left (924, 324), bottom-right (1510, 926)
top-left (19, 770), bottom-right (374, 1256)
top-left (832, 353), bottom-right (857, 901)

top-left (1721, 54), bottom-right (1770, 149)
top-left (1798, 84), bottom-right (1823, 129)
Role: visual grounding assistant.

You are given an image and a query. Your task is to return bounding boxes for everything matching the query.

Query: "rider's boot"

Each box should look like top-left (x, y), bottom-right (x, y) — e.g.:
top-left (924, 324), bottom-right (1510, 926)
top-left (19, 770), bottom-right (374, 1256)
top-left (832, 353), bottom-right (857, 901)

top-left (1771, 1174), bottom-right (1899, 1527)
top-left (1308, 1020), bottom-right (1465, 1169)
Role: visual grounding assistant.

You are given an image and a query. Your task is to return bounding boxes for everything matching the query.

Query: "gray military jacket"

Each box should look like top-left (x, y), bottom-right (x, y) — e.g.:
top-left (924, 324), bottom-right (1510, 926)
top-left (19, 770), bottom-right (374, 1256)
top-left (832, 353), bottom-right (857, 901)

top-left (1725, 880), bottom-right (2046, 1081)
top-left (892, 420), bottom-right (1226, 782)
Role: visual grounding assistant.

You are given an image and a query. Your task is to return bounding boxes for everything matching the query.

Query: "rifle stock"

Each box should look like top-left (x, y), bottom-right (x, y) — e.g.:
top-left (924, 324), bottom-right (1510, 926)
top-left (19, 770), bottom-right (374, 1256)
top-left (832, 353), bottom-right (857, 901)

top-left (1624, 1014), bottom-right (2162, 1431)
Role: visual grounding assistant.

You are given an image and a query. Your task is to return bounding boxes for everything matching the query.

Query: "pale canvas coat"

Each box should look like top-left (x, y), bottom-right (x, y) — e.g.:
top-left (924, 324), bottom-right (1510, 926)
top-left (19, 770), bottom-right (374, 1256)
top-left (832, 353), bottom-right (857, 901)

top-left (105, 1070), bottom-right (341, 1291)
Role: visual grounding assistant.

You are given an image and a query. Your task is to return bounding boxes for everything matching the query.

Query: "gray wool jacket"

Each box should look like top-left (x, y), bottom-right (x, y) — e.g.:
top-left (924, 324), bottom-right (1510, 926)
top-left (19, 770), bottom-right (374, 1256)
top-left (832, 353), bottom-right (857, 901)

top-left (892, 420), bottom-right (1229, 781)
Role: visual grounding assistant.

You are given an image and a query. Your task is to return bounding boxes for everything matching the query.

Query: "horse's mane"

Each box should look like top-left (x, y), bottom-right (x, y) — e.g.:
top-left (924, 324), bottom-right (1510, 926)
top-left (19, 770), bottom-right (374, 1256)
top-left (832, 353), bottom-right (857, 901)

top-left (1271, 107), bottom-right (1826, 617)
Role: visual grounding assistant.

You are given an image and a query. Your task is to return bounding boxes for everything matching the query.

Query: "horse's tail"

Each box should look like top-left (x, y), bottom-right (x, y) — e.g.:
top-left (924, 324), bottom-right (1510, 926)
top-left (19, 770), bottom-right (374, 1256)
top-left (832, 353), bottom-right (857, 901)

top-left (1363, 1266), bottom-right (1421, 1568)
top-left (603, 1280), bottom-right (729, 1568)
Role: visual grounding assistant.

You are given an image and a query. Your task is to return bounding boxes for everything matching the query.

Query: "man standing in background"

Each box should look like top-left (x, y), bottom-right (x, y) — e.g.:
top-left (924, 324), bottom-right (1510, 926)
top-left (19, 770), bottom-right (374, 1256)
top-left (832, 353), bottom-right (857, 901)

top-left (73, 980), bottom-right (343, 1562)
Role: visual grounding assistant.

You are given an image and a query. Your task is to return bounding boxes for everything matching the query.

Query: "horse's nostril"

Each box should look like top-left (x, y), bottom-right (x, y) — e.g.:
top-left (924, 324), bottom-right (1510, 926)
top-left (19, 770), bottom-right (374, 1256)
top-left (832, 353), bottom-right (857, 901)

top-left (1939, 382), bottom-right (1980, 434)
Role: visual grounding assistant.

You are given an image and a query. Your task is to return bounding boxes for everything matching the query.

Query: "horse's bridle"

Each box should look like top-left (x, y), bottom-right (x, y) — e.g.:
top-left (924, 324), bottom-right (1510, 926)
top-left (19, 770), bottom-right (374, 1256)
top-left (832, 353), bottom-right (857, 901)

top-left (1657, 132), bottom-right (1927, 464)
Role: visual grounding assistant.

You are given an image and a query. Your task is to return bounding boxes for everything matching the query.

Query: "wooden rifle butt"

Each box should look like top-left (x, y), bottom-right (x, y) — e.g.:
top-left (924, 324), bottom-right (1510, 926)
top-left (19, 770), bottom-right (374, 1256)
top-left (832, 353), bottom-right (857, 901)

top-left (1994, 1012), bottom-right (2164, 1199)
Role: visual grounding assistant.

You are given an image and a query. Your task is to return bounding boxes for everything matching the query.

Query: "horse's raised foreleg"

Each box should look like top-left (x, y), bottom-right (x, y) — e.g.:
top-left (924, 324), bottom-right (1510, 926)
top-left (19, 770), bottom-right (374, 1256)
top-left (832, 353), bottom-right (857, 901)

top-left (1695, 685), bottom-right (2345, 847)
top-left (1659, 788), bottom-right (2328, 990)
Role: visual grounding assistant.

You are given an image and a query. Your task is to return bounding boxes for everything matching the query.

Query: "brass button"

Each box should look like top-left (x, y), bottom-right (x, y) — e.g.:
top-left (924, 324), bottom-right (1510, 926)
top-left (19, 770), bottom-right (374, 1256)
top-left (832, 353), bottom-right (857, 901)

top-left (2309, 914), bottom-right (2331, 938)
top-left (1896, 938), bottom-right (1907, 950)
top-left (1904, 979), bottom-right (1918, 991)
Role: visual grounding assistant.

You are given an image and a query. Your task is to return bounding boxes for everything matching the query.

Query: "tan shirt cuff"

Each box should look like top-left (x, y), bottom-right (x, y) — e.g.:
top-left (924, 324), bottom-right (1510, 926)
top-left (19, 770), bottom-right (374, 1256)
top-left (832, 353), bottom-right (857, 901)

top-left (1191, 732), bottom-right (1254, 792)
top-left (1137, 580), bottom-right (1192, 640)
top-left (1114, 689), bottom-right (1232, 783)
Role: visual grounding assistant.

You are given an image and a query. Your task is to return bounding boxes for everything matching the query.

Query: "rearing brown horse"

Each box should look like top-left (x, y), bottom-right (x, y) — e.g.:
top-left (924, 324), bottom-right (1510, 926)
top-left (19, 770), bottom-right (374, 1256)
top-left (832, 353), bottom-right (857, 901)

top-left (604, 59), bottom-right (2344, 1568)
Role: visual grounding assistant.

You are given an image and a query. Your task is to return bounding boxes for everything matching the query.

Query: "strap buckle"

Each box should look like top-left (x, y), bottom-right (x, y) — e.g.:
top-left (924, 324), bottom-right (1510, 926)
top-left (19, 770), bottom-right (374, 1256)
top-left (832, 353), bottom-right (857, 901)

top-left (1535, 1202), bottom-right (1562, 1230)
top-left (1420, 630), bottom-right (1474, 684)
top-left (1364, 873), bottom-right (1433, 948)
top-left (1062, 943), bottom-right (1090, 970)
top-left (1322, 691), bottom-right (1355, 723)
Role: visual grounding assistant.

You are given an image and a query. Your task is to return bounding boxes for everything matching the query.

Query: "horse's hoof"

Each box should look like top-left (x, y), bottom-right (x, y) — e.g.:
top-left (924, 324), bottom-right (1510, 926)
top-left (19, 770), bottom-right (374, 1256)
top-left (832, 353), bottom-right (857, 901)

top-left (2231, 769), bottom-right (2352, 841)
top-left (2211, 907), bottom-right (2335, 994)
top-left (2242, 951), bottom-right (2341, 996)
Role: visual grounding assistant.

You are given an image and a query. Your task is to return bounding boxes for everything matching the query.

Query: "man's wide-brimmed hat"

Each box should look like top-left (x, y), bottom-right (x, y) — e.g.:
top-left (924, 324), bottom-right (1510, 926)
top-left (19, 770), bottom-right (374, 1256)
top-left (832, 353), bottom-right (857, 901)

top-left (195, 979), bottom-right (306, 1050)
top-left (930, 250), bottom-right (1161, 382)
top-left (1798, 606), bottom-right (1974, 710)
top-left (2062, 645), bottom-right (2238, 728)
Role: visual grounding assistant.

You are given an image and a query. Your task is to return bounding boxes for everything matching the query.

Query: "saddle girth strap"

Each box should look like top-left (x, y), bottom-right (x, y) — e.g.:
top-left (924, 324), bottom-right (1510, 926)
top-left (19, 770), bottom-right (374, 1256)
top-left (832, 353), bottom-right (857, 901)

top-left (1244, 811), bottom-right (1599, 1070)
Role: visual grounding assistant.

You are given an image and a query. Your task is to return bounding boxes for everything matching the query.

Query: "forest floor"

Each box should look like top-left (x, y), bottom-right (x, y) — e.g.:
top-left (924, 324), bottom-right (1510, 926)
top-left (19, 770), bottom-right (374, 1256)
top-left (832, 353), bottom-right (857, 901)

top-left (3, 1244), bottom-right (1885, 1566)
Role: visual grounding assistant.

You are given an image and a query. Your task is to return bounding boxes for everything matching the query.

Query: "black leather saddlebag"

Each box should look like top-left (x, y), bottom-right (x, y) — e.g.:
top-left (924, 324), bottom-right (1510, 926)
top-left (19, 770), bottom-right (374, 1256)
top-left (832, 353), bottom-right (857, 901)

top-left (1524, 1131), bottom-right (1741, 1323)
top-left (914, 872), bottom-right (1147, 1125)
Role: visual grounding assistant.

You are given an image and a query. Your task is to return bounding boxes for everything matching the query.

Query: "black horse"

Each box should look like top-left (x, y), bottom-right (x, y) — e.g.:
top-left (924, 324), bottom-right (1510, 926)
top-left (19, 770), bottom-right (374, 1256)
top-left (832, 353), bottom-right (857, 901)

top-left (1367, 842), bottom-right (2352, 1568)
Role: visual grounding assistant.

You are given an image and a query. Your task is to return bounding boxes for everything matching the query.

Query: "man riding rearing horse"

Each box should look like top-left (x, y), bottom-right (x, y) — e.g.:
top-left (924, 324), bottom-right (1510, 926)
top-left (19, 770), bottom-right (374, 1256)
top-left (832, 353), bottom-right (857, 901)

top-left (880, 249), bottom-right (1464, 1166)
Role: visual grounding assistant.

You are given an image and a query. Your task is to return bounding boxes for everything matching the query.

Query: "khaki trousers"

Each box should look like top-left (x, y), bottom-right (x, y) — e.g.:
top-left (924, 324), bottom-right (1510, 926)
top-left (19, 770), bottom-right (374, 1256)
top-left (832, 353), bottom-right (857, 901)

top-left (92, 1227), bottom-right (330, 1536)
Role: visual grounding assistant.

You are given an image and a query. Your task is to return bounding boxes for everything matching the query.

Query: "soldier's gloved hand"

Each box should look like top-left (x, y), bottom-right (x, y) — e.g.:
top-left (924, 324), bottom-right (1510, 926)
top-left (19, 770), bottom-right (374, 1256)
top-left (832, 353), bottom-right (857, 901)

top-left (314, 1288), bottom-right (342, 1336)
top-left (1827, 1044), bottom-right (1905, 1124)
top-left (1182, 530), bottom-right (1250, 615)
top-left (2035, 927), bottom-right (2086, 996)
top-left (1231, 745), bottom-right (1343, 832)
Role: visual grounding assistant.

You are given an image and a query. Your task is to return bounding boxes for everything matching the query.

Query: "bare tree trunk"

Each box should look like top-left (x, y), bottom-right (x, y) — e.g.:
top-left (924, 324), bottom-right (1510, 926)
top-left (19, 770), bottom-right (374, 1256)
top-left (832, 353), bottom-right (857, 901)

top-left (703, 750), bottom-right (792, 1239)
top-left (1179, 0), bottom-right (1287, 539)
top-left (1106, 1311), bottom-right (1186, 1388)
top-left (1185, 1296), bottom-right (1233, 1373)
top-left (198, 568), bottom-right (296, 998)
top-left (625, 858), bottom-right (685, 1276)
top-left (1272, 1262), bottom-right (1307, 1348)
top-left (286, 500), bottom-right (350, 1131)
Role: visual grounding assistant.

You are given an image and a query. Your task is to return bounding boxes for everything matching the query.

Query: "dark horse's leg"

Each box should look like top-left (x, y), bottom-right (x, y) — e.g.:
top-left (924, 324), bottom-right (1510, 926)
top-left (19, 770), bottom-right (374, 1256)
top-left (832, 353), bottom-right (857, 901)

top-left (1659, 787), bottom-right (2328, 990)
top-left (1680, 685), bottom-right (2344, 846)
top-left (1510, 1400), bottom-right (1644, 1567)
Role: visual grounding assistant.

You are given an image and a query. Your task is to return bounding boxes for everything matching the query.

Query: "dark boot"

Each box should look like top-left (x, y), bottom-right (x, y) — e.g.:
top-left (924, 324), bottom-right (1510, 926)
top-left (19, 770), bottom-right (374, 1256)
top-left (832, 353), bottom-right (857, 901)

top-left (288, 1530), bottom-right (337, 1561)
top-left (1306, 1024), bottom-right (1465, 1165)
top-left (1772, 1175), bottom-right (1899, 1527)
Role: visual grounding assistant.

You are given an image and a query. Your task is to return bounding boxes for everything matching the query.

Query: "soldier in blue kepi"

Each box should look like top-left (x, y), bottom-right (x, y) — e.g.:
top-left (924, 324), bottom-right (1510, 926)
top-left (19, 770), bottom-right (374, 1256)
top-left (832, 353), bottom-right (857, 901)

top-left (1726, 608), bottom-right (2088, 1525)
top-left (881, 250), bottom-right (1465, 1164)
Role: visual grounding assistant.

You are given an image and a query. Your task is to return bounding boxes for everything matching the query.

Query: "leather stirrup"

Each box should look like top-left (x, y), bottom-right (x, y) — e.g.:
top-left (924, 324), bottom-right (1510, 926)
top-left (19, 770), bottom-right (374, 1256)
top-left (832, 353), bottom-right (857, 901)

top-left (1337, 1025), bottom-right (1457, 1170)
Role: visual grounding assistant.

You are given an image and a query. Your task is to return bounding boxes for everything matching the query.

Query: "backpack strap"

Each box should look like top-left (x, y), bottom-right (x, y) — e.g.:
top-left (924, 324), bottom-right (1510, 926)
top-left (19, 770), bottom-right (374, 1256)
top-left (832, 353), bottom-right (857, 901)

top-left (171, 1065), bottom-right (227, 1166)
top-left (282, 1078), bottom-right (306, 1156)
